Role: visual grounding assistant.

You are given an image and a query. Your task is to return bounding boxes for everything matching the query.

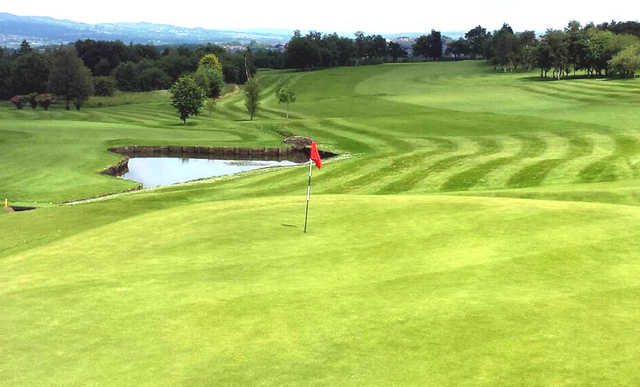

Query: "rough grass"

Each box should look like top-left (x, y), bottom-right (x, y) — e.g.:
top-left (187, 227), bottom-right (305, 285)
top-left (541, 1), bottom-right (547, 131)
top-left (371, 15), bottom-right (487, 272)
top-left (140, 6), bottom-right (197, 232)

top-left (2, 61), bottom-right (640, 385)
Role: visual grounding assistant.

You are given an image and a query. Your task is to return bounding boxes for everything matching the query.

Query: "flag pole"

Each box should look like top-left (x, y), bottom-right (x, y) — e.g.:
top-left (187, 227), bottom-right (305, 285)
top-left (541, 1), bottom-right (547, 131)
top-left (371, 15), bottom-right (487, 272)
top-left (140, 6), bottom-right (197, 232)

top-left (304, 159), bottom-right (312, 233)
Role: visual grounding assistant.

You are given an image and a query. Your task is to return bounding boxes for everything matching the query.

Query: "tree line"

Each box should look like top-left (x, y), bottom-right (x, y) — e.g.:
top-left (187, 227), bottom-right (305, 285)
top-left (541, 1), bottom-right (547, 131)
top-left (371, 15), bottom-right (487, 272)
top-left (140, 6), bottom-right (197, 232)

top-left (258, 21), bottom-right (640, 78)
top-left (446, 21), bottom-right (640, 78)
top-left (0, 39), bottom-right (257, 102)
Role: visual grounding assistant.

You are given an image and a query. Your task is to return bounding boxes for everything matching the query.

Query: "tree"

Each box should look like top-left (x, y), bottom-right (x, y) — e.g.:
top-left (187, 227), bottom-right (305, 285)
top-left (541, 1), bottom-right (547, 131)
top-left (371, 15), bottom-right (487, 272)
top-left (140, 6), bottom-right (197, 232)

top-left (412, 35), bottom-right (430, 59)
top-left (194, 60), bottom-right (224, 97)
top-left (169, 75), bottom-right (205, 124)
top-left (427, 30), bottom-right (443, 60)
top-left (286, 31), bottom-right (321, 69)
top-left (544, 30), bottom-right (570, 79)
top-left (93, 76), bottom-right (116, 96)
top-left (138, 67), bottom-right (171, 91)
top-left (609, 45), bottom-right (640, 78)
top-left (244, 77), bottom-right (260, 120)
top-left (276, 87), bottom-right (296, 118)
top-left (465, 26), bottom-right (490, 58)
top-left (446, 38), bottom-right (469, 60)
top-left (11, 51), bottom-right (50, 95)
top-left (199, 54), bottom-right (223, 71)
top-left (388, 41), bottom-right (407, 62)
top-left (17, 40), bottom-right (32, 55)
top-left (48, 46), bottom-right (94, 110)
top-left (113, 62), bottom-right (138, 91)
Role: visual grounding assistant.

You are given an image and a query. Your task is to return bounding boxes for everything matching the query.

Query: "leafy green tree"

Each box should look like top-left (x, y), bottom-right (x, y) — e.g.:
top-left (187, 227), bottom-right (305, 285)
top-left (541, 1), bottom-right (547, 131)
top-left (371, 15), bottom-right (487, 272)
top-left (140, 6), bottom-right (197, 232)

top-left (113, 62), bottom-right (138, 91)
top-left (544, 30), bottom-right (570, 79)
top-left (427, 30), bottom-right (443, 60)
top-left (11, 51), bottom-right (50, 95)
top-left (93, 76), bottom-right (116, 96)
top-left (465, 26), bottom-right (490, 58)
top-left (536, 39), bottom-right (553, 78)
top-left (388, 42), bottom-right (407, 63)
top-left (138, 67), bottom-right (171, 91)
top-left (169, 75), bottom-right (205, 124)
top-left (286, 31), bottom-right (321, 69)
top-left (17, 40), bottom-right (32, 55)
top-left (565, 21), bottom-right (586, 76)
top-left (199, 54), bottom-right (223, 71)
top-left (609, 45), bottom-right (640, 78)
top-left (412, 35), bottom-right (429, 59)
top-left (491, 24), bottom-right (518, 72)
top-left (446, 38), bottom-right (469, 60)
top-left (0, 51), bottom-right (12, 99)
top-left (276, 87), bottom-right (296, 118)
top-left (48, 46), bottom-right (94, 110)
top-left (194, 61), bottom-right (224, 98)
top-left (244, 77), bottom-right (260, 120)
top-left (371, 35), bottom-right (388, 58)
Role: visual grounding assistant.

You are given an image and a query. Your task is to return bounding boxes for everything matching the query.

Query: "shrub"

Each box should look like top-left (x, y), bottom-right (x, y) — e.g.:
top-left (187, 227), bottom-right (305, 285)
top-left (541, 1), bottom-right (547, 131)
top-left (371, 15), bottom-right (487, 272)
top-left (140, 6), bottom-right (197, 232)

top-left (35, 93), bottom-right (56, 110)
top-left (10, 95), bottom-right (25, 109)
top-left (93, 76), bottom-right (116, 96)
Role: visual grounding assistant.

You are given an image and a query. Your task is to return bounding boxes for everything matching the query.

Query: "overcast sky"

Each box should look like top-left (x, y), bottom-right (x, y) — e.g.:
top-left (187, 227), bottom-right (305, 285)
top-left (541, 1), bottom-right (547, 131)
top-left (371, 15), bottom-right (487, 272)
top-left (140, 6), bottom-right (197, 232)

top-left (3, 0), bottom-right (639, 33)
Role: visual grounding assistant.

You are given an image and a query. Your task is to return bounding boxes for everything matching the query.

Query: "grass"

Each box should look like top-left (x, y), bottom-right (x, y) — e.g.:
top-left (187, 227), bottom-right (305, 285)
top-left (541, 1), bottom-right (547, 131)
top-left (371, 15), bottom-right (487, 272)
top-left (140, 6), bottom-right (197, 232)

top-left (2, 61), bottom-right (640, 385)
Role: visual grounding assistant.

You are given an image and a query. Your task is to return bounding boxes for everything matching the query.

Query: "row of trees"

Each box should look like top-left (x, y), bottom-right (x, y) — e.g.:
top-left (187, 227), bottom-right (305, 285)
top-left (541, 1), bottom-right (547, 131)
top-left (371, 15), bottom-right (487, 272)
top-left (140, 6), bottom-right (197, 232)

top-left (484, 22), bottom-right (640, 78)
top-left (284, 30), bottom-right (408, 70)
top-left (442, 21), bottom-right (640, 78)
top-left (0, 40), bottom-right (258, 100)
top-left (5, 44), bottom-right (94, 110)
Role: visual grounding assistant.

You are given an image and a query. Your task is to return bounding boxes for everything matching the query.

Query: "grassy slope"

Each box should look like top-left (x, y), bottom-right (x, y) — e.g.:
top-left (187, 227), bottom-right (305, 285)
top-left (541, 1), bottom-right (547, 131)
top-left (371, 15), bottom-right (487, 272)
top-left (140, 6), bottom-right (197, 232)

top-left (2, 62), bottom-right (640, 385)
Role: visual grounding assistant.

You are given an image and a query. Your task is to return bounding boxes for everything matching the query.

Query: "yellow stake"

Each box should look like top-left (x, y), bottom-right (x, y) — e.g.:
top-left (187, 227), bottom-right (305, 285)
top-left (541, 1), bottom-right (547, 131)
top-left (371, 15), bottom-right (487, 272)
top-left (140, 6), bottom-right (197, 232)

top-left (3, 198), bottom-right (7, 208)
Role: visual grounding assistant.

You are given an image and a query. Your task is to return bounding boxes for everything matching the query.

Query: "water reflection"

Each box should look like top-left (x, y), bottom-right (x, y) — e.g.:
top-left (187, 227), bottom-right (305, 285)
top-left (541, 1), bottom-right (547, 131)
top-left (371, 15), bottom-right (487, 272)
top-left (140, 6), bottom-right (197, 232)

top-left (121, 157), bottom-right (300, 188)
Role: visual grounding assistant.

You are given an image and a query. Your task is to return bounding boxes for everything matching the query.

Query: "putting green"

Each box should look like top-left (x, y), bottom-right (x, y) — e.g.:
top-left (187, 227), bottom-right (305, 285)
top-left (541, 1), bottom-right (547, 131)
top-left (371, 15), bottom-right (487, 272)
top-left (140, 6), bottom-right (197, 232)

top-left (3, 195), bottom-right (640, 385)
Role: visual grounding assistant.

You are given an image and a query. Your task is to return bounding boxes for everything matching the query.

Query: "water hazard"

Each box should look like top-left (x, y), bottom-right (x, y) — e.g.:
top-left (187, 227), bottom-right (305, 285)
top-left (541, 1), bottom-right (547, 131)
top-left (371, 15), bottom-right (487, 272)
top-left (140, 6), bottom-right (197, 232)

top-left (121, 157), bottom-right (300, 188)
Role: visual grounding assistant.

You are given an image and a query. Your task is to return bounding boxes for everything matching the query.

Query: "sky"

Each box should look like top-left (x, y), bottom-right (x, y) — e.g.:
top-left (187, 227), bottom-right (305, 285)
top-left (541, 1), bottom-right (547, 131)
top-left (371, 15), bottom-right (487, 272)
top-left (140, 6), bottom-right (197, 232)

top-left (2, 0), bottom-right (639, 33)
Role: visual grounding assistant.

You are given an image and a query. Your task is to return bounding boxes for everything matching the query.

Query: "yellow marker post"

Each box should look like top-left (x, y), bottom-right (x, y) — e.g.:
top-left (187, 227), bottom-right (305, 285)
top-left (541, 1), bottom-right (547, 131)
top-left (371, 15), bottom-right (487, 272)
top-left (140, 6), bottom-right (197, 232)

top-left (3, 198), bottom-right (7, 208)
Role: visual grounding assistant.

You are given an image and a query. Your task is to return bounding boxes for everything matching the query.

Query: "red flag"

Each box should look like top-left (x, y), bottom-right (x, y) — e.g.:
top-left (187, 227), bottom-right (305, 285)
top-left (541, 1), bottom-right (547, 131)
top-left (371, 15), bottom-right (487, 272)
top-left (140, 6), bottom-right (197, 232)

top-left (310, 140), bottom-right (322, 168)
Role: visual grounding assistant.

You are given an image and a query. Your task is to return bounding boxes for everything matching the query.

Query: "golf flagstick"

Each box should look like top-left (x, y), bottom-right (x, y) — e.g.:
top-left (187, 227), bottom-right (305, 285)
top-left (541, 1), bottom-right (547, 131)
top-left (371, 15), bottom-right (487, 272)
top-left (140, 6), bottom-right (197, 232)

top-left (304, 140), bottom-right (323, 233)
top-left (304, 159), bottom-right (312, 233)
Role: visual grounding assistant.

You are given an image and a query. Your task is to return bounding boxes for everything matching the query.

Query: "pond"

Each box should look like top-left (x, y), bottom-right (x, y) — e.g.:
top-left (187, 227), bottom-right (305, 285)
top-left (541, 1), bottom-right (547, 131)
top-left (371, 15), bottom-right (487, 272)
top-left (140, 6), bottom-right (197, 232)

top-left (120, 157), bottom-right (301, 188)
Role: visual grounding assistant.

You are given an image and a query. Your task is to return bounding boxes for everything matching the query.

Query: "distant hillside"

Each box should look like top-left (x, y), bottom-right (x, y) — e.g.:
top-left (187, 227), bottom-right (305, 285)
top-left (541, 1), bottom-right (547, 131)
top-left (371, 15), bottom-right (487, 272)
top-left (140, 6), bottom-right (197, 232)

top-left (0, 12), bottom-right (292, 47)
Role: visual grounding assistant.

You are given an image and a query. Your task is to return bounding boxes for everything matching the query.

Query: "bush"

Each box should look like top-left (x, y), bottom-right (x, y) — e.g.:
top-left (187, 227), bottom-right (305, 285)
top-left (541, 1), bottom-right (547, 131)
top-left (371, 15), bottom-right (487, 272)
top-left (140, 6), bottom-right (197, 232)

top-left (35, 93), bottom-right (56, 110)
top-left (93, 76), bottom-right (116, 96)
top-left (10, 95), bottom-right (25, 109)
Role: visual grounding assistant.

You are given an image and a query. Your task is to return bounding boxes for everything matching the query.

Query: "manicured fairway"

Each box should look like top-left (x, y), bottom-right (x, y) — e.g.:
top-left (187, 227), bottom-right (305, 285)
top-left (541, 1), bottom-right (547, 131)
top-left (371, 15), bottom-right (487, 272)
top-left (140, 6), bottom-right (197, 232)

top-left (2, 61), bottom-right (640, 385)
